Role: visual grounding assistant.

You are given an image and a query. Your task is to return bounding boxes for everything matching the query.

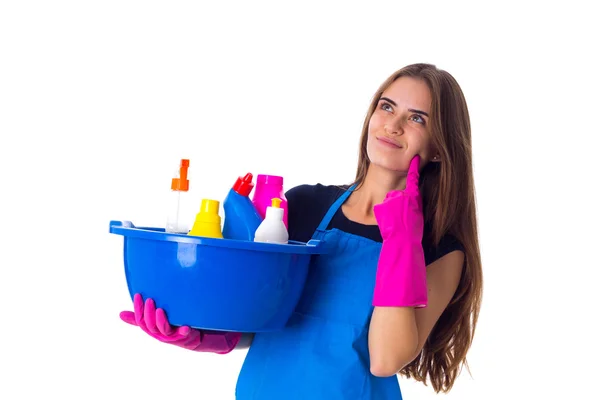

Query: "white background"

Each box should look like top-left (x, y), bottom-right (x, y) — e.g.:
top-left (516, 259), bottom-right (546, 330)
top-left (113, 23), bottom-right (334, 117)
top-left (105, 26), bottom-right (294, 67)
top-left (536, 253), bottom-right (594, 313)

top-left (1, 1), bottom-right (599, 399)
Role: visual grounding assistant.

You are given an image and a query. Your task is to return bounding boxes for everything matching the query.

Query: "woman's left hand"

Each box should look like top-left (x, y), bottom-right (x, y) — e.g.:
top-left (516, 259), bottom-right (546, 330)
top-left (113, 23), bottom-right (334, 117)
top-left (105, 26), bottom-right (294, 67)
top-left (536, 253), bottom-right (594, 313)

top-left (372, 155), bottom-right (428, 308)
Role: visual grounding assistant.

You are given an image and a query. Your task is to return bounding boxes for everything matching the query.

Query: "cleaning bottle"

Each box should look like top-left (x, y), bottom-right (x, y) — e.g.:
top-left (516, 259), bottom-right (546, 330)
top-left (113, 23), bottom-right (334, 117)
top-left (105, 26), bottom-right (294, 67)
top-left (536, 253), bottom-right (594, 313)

top-left (188, 199), bottom-right (223, 238)
top-left (254, 198), bottom-right (289, 244)
top-left (252, 174), bottom-right (288, 229)
top-left (222, 172), bottom-right (263, 241)
top-left (166, 159), bottom-right (190, 234)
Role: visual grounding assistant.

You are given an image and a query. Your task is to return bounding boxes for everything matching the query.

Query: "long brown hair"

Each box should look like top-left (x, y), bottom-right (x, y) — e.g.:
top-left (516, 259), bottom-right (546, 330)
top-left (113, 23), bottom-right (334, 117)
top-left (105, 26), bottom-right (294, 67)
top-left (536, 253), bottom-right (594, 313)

top-left (354, 63), bottom-right (483, 393)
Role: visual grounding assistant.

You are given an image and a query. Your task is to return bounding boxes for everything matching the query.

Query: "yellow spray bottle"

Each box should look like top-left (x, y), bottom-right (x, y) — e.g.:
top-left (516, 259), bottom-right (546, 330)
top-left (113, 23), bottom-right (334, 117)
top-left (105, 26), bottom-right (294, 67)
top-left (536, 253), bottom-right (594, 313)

top-left (188, 199), bottom-right (224, 238)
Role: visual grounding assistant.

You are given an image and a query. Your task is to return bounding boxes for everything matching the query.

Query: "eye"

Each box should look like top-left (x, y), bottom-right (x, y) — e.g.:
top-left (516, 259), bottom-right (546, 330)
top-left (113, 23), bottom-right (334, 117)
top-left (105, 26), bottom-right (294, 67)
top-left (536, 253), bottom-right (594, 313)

top-left (410, 114), bottom-right (426, 125)
top-left (380, 102), bottom-right (393, 112)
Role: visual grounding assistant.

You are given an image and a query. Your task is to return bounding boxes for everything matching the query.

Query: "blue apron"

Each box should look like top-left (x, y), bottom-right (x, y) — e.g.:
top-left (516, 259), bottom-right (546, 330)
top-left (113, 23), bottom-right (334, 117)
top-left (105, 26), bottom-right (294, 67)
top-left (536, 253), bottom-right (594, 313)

top-left (235, 186), bottom-right (403, 399)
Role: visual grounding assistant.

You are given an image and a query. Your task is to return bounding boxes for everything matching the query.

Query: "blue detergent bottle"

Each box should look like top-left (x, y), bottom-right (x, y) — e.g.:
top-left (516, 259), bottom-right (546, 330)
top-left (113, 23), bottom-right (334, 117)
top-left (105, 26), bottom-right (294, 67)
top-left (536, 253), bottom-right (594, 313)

top-left (223, 173), bottom-right (263, 241)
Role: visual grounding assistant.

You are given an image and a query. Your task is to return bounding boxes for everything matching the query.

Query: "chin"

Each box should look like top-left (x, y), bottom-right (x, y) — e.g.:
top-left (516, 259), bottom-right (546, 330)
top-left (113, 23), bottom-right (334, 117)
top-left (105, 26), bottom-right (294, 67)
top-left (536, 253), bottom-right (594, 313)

top-left (367, 148), bottom-right (405, 173)
top-left (367, 155), bottom-right (406, 173)
top-left (371, 160), bottom-right (405, 173)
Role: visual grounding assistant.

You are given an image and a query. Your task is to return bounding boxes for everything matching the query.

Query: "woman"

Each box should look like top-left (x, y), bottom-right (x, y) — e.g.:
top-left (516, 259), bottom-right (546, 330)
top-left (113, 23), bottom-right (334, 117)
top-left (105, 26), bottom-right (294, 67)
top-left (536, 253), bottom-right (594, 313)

top-left (120, 63), bottom-right (483, 399)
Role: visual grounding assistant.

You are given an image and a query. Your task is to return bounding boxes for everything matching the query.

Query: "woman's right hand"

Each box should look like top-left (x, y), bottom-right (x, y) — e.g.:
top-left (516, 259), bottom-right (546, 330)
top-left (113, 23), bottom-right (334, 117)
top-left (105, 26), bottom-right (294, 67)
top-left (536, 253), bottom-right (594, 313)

top-left (120, 293), bottom-right (203, 350)
top-left (120, 293), bottom-right (241, 354)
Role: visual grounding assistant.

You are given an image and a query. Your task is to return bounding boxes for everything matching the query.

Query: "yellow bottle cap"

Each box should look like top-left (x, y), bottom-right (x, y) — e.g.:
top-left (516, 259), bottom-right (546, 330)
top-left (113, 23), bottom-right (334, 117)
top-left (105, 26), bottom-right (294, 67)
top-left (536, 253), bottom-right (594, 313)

top-left (271, 198), bottom-right (282, 208)
top-left (201, 199), bottom-right (220, 215)
top-left (188, 198), bottom-right (223, 238)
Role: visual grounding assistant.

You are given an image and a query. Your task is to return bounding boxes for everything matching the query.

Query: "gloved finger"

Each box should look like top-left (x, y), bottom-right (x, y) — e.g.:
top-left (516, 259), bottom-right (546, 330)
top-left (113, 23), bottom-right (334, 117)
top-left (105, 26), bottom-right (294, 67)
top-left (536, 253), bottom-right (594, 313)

top-left (133, 293), bottom-right (148, 332)
top-left (383, 190), bottom-right (403, 200)
top-left (155, 311), bottom-right (190, 343)
top-left (156, 308), bottom-right (175, 336)
top-left (405, 155), bottom-right (420, 192)
top-left (177, 326), bottom-right (191, 337)
top-left (119, 311), bottom-right (137, 326)
top-left (144, 298), bottom-right (160, 335)
top-left (160, 325), bottom-right (193, 343)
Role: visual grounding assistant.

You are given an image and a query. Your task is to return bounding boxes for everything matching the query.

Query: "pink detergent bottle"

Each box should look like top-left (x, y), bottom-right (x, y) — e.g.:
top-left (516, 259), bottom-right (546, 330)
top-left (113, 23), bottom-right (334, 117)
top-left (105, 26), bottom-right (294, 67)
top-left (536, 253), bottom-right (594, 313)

top-left (252, 174), bottom-right (288, 229)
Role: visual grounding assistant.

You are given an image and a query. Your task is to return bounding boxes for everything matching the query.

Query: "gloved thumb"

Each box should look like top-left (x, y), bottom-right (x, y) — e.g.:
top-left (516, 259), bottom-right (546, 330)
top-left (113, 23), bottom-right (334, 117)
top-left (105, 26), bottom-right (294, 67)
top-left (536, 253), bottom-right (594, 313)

top-left (119, 310), bottom-right (137, 326)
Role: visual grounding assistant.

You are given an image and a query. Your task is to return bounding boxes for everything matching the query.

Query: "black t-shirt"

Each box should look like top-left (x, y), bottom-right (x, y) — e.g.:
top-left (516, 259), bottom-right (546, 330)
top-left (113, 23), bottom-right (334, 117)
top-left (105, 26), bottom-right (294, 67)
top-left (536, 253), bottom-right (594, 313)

top-left (285, 183), bottom-right (464, 266)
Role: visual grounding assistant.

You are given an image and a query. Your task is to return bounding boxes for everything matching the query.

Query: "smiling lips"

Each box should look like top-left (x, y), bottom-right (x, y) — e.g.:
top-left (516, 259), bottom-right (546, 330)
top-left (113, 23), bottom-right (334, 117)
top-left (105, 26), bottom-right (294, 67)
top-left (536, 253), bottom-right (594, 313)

top-left (377, 136), bottom-right (402, 149)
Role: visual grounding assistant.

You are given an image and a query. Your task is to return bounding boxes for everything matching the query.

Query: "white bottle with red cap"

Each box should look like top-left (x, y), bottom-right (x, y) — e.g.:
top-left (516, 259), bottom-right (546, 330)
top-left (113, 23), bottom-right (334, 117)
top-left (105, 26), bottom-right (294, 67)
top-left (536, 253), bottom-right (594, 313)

top-left (254, 198), bottom-right (289, 244)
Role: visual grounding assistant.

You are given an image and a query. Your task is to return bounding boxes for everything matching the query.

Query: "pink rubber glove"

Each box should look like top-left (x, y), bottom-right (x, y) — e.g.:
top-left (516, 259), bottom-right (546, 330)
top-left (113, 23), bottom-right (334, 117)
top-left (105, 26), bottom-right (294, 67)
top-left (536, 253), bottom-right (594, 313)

top-left (120, 293), bottom-right (241, 354)
top-left (372, 155), bottom-right (428, 308)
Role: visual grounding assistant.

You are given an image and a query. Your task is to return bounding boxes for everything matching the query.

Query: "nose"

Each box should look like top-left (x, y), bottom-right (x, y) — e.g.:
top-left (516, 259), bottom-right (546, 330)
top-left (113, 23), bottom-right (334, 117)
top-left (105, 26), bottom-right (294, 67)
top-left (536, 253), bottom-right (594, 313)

top-left (384, 119), bottom-right (404, 135)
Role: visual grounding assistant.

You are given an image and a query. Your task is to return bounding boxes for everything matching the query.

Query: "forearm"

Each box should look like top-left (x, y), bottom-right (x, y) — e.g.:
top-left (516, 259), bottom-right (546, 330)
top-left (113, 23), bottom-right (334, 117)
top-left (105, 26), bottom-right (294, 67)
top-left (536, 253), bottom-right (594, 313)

top-left (368, 306), bottom-right (419, 377)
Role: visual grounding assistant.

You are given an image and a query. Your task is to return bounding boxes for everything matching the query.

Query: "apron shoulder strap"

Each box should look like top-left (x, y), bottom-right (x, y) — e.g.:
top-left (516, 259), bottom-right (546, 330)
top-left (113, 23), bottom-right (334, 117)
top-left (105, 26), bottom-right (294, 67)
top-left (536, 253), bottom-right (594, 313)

top-left (316, 184), bottom-right (356, 231)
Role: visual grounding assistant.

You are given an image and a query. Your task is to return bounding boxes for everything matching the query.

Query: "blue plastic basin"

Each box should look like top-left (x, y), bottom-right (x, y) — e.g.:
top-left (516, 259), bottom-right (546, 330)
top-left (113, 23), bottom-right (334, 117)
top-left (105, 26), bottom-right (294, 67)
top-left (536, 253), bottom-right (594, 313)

top-left (109, 220), bottom-right (325, 332)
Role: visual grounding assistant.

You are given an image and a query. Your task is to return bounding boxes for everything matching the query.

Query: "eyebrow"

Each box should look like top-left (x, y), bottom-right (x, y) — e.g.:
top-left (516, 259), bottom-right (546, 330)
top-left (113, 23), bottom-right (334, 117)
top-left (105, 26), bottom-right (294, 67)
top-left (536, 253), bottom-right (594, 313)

top-left (379, 97), bottom-right (429, 117)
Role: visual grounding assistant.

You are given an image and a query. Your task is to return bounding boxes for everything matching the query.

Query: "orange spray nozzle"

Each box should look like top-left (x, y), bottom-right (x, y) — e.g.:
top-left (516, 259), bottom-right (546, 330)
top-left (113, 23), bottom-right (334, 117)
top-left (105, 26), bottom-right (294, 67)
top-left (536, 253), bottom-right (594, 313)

top-left (171, 159), bottom-right (190, 191)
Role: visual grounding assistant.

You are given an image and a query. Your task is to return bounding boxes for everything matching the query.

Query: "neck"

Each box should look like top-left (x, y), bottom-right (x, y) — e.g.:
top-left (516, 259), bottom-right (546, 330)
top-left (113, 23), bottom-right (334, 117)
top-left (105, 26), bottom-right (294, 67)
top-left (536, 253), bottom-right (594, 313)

top-left (344, 164), bottom-right (407, 224)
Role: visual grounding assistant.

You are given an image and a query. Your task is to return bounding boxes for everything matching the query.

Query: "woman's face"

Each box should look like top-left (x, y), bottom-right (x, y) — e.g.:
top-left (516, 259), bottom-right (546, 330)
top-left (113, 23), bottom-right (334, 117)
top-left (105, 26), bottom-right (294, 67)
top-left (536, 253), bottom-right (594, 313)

top-left (366, 76), bottom-right (437, 173)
